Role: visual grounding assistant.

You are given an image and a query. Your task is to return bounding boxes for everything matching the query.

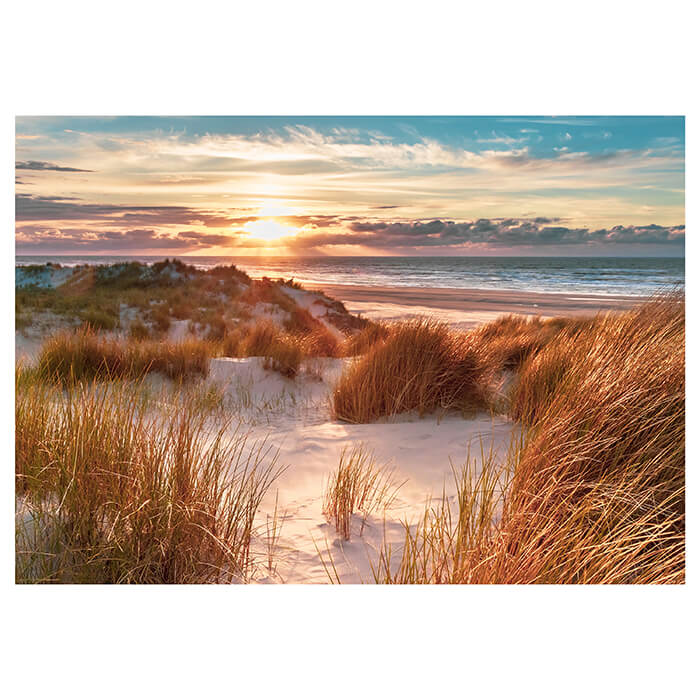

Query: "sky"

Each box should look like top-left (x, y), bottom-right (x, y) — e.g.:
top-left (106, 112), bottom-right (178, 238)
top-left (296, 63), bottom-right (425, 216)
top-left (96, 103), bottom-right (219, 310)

top-left (15, 116), bottom-right (685, 257)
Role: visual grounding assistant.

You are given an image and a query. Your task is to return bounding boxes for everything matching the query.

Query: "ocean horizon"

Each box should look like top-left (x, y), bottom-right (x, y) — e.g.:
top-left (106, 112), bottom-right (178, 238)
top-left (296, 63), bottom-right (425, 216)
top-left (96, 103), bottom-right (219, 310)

top-left (15, 254), bottom-right (685, 297)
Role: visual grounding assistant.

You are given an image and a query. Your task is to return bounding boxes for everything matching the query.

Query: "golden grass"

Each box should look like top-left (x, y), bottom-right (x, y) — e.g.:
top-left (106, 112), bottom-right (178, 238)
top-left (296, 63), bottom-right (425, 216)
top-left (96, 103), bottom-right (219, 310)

top-left (344, 321), bottom-right (389, 356)
top-left (128, 319), bottom-right (151, 340)
top-left (239, 278), bottom-right (297, 314)
top-left (369, 294), bottom-right (685, 584)
top-left (240, 319), bottom-right (279, 357)
top-left (333, 318), bottom-right (486, 423)
top-left (220, 318), bottom-right (341, 376)
top-left (236, 319), bottom-right (302, 377)
top-left (301, 326), bottom-right (342, 358)
top-left (262, 336), bottom-right (304, 378)
top-left (16, 376), bottom-right (283, 583)
top-left (322, 445), bottom-right (402, 540)
top-left (38, 327), bottom-right (212, 382)
top-left (284, 307), bottom-right (320, 335)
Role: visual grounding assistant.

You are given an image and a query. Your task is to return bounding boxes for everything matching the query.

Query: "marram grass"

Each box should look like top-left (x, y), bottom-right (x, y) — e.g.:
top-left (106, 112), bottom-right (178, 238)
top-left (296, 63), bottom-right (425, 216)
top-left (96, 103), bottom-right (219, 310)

top-left (16, 375), bottom-right (283, 583)
top-left (368, 294), bottom-right (685, 584)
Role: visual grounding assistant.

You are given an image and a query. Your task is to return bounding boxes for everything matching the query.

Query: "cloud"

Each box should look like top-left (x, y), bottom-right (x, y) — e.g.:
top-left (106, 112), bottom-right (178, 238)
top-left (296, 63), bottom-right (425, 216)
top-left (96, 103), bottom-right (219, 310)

top-left (15, 193), bottom-right (255, 228)
top-left (15, 225), bottom-right (239, 252)
top-left (15, 160), bottom-right (94, 173)
top-left (160, 127), bottom-right (673, 175)
top-left (287, 218), bottom-right (685, 251)
top-left (15, 215), bottom-right (685, 254)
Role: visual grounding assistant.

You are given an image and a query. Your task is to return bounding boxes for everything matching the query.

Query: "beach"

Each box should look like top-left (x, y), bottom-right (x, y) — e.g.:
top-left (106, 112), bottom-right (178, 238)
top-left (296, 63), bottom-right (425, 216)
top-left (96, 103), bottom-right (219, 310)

top-left (15, 260), bottom-right (684, 585)
top-left (304, 282), bottom-right (643, 327)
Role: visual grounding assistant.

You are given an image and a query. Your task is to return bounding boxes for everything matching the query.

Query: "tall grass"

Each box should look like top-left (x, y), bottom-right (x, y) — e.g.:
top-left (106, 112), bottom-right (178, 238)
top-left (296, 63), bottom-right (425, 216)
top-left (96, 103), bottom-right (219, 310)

top-left (344, 321), bottom-right (389, 356)
top-left (300, 327), bottom-right (342, 358)
top-left (227, 318), bottom-right (340, 376)
top-left (467, 314), bottom-right (593, 373)
top-left (239, 319), bottom-right (280, 357)
top-left (323, 445), bottom-right (402, 540)
top-left (237, 319), bottom-right (303, 377)
top-left (369, 295), bottom-right (685, 584)
top-left (262, 337), bottom-right (304, 378)
top-left (333, 318), bottom-right (486, 423)
top-left (16, 376), bottom-right (283, 583)
top-left (371, 447), bottom-right (512, 583)
top-left (38, 327), bottom-right (212, 382)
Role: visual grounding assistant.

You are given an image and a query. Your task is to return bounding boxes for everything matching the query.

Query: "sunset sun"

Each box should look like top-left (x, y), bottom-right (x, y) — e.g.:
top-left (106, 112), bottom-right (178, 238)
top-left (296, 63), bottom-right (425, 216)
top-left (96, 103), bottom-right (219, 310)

top-left (243, 218), bottom-right (298, 242)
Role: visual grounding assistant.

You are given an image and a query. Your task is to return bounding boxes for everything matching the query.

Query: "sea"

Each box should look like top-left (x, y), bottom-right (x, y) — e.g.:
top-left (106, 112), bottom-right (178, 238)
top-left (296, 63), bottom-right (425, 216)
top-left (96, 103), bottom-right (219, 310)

top-left (15, 255), bottom-right (685, 298)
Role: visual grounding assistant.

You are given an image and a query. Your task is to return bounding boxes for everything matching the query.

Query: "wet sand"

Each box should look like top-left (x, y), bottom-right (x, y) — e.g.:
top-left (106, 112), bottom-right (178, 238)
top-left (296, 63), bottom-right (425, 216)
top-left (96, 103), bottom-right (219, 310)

top-left (304, 282), bottom-right (644, 327)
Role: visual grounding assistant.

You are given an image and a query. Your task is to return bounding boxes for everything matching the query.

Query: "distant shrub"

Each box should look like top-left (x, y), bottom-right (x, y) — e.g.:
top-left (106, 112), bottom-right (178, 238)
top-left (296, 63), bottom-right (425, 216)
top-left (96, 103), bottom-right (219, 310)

top-left (284, 307), bottom-right (320, 335)
top-left (221, 328), bottom-right (244, 357)
top-left (205, 315), bottom-right (229, 342)
top-left (206, 264), bottom-right (251, 285)
top-left (169, 297), bottom-right (195, 320)
top-left (262, 337), bottom-right (303, 378)
top-left (240, 279), bottom-right (297, 314)
top-left (241, 319), bottom-right (280, 357)
top-left (128, 320), bottom-right (151, 340)
top-left (149, 305), bottom-right (171, 333)
top-left (80, 308), bottom-right (118, 331)
top-left (15, 313), bottom-right (33, 332)
top-left (147, 338), bottom-right (211, 380)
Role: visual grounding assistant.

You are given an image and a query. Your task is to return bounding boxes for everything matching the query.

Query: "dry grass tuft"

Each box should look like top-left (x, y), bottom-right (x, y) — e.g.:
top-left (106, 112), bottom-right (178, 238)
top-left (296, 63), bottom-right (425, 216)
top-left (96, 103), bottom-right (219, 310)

top-left (128, 319), bottom-right (151, 340)
top-left (371, 294), bottom-right (685, 584)
top-left (323, 445), bottom-right (402, 540)
top-left (344, 321), bottom-right (389, 356)
top-left (16, 377), bottom-right (283, 583)
top-left (38, 327), bottom-right (212, 382)
top-left (239, 319), bottom-right (279, 357)
top-left (262, 336), bottom-right (304, 378)
top-left (239, 278), bottom-right (297, 314)
top-left (284, 307), bottom-right (320, 335)
top-left (236, 319), bottom-right (303, 377)
top-left (301, 326), bottom-right (342, 358)
top-left (333, 318), bottom-right (486, 423)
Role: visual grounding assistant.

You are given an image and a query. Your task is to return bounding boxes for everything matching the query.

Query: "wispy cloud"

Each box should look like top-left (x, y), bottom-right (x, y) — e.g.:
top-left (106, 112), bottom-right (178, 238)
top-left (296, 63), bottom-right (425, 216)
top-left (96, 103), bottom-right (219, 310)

top-left (14, 117), bottom-right (685, 255)
top-left (15, 160), bottom-right (94, 173)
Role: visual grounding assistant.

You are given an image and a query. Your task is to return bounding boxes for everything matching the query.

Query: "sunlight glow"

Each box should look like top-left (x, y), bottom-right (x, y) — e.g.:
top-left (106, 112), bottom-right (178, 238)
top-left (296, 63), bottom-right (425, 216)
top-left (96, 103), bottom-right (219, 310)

top-left (244, 219), bottom-right (298, 242)
top-left (257, 201), bottom-right (296, 217)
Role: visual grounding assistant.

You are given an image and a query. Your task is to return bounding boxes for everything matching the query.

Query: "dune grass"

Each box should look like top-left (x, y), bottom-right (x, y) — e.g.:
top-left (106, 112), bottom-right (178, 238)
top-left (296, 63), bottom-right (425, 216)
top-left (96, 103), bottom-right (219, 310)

top-left (220, 317), bottom-right (341, 376)
top-left (235, 319), bottom-right (303, 377)
top-left (15, 375), bottom-right (283, 583)
top-left (239, 319), bottom-right (280, 357)
top-left (323, 445), bottom-right (402, 540)
top-left (333, 318), bottom-right (487, 422)
top-left (38, 327), bottom-right (213, 382)
top-left (344, 320), bottom-right (389, 356)
top-left (18, 280), bottom-right (684, 584)
top-left (300, 327), bottom-right (342, 358)
top-left (16, 260), bottom-right (250, 334)
top-left (369, 294), bottom-right (685, 584)
top-left (261, 336), bottom-right (304, 378)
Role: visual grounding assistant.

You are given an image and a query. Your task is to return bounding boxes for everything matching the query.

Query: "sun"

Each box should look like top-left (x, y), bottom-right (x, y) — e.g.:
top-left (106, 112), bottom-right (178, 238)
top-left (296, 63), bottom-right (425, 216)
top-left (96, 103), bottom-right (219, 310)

top-left (244, 219), bottom-right (297, 243)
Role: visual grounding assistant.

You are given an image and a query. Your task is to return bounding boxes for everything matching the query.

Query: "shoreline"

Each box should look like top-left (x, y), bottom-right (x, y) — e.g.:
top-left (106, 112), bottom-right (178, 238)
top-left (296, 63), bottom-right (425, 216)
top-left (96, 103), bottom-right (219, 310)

top-left (302, 282), bottom-right (644, 325)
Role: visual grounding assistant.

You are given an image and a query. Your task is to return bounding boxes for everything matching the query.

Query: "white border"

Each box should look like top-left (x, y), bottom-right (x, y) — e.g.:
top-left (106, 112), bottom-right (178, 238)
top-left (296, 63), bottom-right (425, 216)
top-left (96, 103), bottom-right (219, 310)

top-left (2, 2), bottom-right (695, 698)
